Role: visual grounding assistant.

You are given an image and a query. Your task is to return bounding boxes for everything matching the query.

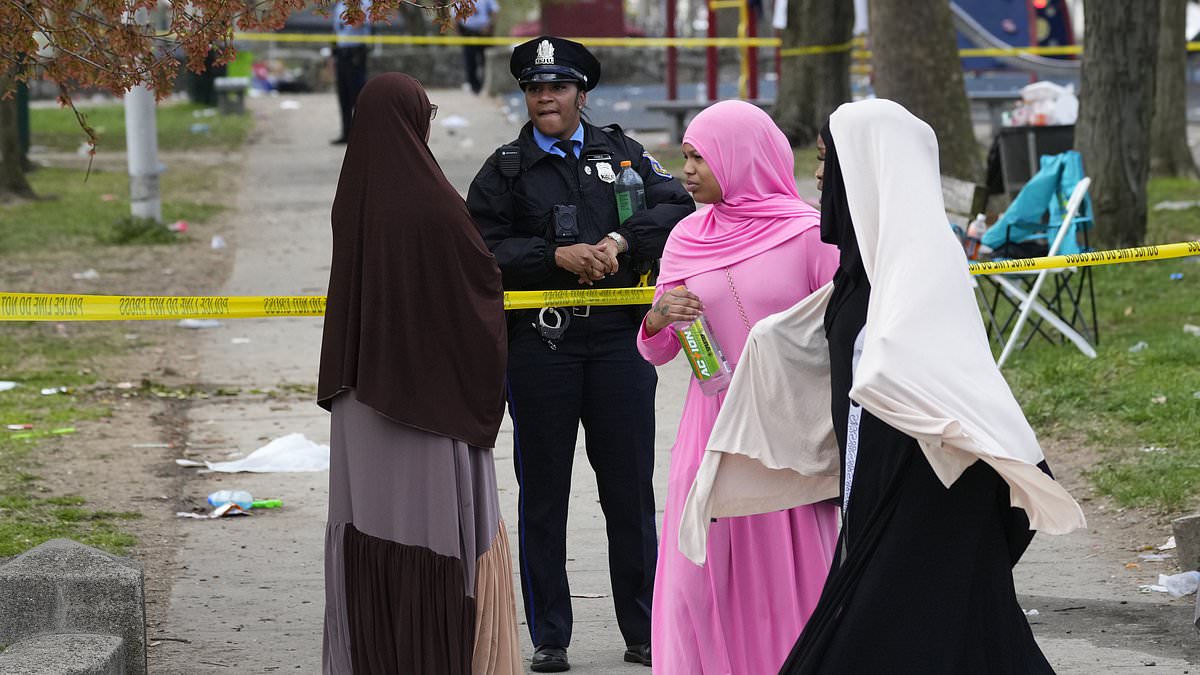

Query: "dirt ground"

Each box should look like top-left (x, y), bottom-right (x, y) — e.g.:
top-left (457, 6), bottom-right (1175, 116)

top-left (10, 90), bottom-right (1198, 673)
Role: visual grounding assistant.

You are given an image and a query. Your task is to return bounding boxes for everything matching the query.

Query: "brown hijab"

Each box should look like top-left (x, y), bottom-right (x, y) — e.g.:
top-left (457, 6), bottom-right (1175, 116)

top-left (317, 73), bottom-right (507, 449)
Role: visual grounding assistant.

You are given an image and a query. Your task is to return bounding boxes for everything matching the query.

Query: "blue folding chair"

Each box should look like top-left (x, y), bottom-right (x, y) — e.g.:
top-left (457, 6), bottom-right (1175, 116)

top-left (976, 151), bottom-right (1099, 366)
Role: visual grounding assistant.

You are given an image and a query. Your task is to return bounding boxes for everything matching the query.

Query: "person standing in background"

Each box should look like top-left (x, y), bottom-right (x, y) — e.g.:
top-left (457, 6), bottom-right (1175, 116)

top-left (457, 0), bottom-right (499, 95)
top-left (331, 0), bottom-right (370, 144)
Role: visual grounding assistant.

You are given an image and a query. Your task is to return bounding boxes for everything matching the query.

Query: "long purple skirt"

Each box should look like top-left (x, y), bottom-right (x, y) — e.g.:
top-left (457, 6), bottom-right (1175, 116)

top-left (323, 392), bottom-right (520, 674)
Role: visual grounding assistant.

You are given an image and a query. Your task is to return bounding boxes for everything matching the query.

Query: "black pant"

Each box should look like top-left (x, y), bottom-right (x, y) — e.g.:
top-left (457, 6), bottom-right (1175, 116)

top-left (505, 309), bottom-right (658, 649)
top-left (333, 45), bottom-right (368, 139)
top-left (462, 44), bottom-right (486, 94)
top-left (458, 26), bottom-right (486, 94)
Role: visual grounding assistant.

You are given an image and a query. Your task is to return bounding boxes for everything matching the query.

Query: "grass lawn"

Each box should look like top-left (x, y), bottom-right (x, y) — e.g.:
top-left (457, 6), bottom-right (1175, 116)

top-left (0, 102), bottom-right (252, 557)
top-left (0, 328), bottom-right (140, 557)
top-left (31, 101), bottom-right (253, 153)
top-left (0, 164), bottom-right (226, 252)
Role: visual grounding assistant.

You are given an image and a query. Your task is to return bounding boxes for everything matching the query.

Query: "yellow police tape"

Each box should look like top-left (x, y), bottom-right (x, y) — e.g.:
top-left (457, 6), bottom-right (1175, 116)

top-left (234, 32), bottom-right (1200, 56)
top-left (779, 40), bottom-right (858, 57)
top-left (2, 242), bottom-right (1196, 321)
top-left (967, 240), bottom-right (1200, 275)
top-left (234, 32), bottom-right (779, 48)
top-left (0, 294), bottom-right (327, 322)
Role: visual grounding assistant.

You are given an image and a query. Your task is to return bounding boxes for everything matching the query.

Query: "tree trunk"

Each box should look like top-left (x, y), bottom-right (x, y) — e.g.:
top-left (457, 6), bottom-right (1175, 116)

top-left (0, 73), bottom-right (35, 201)
top-left (1150, 0), bottom-right (1198, 179)
top-left (775, 0), bottom-right (854, 146)
top-left (402, 4), bottom-right (429, 35)
top-left (869, 0), bottom-right (979, 181)
top-left (1077, 0), bottom-right (1160, 247)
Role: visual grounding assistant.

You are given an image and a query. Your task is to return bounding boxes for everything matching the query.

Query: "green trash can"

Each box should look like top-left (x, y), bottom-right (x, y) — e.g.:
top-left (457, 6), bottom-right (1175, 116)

top-left (186, 52), bottom-right (227, 106)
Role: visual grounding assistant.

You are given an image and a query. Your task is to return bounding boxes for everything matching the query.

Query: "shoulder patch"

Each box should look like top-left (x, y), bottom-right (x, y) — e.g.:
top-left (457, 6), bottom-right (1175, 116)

top-left (644, 151), bottom-right (672, 178)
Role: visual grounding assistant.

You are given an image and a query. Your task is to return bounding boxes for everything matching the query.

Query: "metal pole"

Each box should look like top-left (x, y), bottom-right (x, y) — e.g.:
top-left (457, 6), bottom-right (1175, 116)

top-left (746, 0), bottom-right (758, 99)
top-left (706, 0), bottom-right (717, 101)
top-left (737, 0), bottom-right (748, 99)
top-left (666, 0), bottom-right (678, 100)
top-left (124, 84), bottom-right (162, 223)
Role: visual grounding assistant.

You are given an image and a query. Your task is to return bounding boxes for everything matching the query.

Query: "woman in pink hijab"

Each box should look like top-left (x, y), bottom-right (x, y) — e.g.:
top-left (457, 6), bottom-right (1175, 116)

top-left (638, 100), bottom-right (840, 674)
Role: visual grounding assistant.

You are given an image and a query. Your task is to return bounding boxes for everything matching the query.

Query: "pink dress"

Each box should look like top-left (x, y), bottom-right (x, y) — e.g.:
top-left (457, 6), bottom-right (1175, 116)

top-left (639, 227), bottom-right (841, 675)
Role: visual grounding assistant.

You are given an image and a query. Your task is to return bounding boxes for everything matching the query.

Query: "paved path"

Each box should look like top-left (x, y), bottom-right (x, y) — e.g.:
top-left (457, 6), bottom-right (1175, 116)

top-left (151, 90), bottom-right (1198, 673)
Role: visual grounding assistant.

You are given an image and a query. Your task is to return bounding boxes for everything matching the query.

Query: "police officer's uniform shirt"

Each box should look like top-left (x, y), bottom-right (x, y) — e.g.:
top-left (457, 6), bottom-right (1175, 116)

top-left (533, 124), bottom-right (583, 159)
top-left (333, 0), bottom-right (371, 43)
top-left (458, 0), bottom-right (498, 31)
top-left (467, 121), bottom-right (694, 292)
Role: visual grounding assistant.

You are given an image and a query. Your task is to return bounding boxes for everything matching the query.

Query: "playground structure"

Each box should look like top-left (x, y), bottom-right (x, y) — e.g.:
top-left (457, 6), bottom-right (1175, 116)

top-left (659, 0), bottom-right (1081, 102)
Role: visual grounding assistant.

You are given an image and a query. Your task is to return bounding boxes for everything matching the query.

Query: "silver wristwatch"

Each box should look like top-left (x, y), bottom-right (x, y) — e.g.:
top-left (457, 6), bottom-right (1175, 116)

top-left (605, 231), bottom-right (628, 253)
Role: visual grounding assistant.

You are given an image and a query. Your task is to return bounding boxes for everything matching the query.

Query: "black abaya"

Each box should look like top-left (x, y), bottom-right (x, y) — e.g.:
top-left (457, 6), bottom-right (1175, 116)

top-left (779, 129), bottom-right (1055, 675)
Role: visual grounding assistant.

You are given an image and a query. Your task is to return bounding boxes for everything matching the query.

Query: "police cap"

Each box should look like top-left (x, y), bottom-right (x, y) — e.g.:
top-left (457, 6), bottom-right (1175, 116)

top-left (510, 36), bottom-right (601, 92)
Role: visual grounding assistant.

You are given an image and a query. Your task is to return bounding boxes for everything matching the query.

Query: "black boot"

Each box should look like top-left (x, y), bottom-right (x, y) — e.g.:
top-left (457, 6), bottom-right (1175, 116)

top-left (531, 645), bottom-right (570, 673)
top-left (624, 643), bottom-right (651, 667)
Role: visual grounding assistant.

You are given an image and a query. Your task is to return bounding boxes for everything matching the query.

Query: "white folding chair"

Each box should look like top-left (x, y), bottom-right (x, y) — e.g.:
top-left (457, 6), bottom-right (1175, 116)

top-left (994, 176), bottom-right (1096, 367)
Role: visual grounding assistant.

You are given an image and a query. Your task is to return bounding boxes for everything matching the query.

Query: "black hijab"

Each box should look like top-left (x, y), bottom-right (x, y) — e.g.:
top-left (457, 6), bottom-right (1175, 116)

top-left (317, 73), bottom-right (507, 448)
top-left (819, 123), bottom-right (869, 336)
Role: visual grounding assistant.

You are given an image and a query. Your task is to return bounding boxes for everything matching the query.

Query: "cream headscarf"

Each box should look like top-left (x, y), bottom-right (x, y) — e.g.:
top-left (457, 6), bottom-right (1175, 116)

top-left (679, 99), bottom-right (1086, 565)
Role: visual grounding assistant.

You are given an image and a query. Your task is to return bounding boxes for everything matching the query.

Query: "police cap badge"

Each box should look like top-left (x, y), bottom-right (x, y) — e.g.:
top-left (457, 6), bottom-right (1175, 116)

top-left (510, 36), bottom-right (602, 92)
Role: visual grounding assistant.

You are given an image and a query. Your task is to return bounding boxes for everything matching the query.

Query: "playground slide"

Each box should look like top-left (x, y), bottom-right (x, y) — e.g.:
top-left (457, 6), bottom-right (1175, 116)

top-left (949, 1), bottom-right (1080, 77)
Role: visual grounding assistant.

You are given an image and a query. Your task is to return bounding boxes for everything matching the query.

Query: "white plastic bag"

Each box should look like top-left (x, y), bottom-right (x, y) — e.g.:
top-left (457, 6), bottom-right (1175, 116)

top-left (1160, 570), bottom-right (1200, 598)
top-left (1016, 81), bottom-right (1078, 126)
top-left (175, 433), bottom-right (329, 473)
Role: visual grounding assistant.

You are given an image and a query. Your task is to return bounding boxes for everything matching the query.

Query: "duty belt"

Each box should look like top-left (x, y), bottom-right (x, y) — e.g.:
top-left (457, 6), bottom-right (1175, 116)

top-left (533, 305), bottom-right (627, 349)
top-left (534, 307), bottom-right (569, 349)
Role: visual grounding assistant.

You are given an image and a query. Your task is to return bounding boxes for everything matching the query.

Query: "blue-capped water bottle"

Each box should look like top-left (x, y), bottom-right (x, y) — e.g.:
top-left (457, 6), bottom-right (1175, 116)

top-left (207, 490), bottom-right (282, 511)
top-left (207, 490), bottom-right (253, 510)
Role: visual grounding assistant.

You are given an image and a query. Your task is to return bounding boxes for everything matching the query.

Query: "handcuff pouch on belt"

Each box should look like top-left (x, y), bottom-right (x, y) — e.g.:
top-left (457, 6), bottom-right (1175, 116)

top-left (533, 204), bottom-right (582, 349)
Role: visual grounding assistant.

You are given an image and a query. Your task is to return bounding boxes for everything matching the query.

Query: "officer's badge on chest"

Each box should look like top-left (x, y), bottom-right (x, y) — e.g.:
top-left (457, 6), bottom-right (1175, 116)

top-left (593, 161), bottom-right (617, 183)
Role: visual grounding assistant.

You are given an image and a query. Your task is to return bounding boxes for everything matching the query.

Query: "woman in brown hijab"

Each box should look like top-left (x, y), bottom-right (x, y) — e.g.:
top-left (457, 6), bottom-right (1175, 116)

top-left (317, 73), bottom-right (519, 675)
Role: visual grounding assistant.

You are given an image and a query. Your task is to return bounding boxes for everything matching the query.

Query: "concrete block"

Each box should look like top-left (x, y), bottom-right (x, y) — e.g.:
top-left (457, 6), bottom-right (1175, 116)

top-left (1171, 514), bottom-right (1200, 574)
top-left (484, 46), bottom-right (513, 98)
top-left (215, 76), bottom-right (249, 115)
top-left (0, 540), bottom-right (145, 675)
top-left (0, 634), bottom-right (125, 675)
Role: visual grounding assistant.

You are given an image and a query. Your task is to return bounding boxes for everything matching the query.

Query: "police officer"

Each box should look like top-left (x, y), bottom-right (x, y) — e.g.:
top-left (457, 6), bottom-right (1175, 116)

top-left (467, 36), bottom-right (694, 673)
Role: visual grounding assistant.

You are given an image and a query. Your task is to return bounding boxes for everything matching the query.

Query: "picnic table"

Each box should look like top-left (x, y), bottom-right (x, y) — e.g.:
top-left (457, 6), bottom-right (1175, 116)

top-left (644, 98), bottom-right (775, 142)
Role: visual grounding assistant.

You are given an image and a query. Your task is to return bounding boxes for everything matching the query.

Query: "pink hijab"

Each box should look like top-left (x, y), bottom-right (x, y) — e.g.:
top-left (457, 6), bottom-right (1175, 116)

top-left (657, 100), bottom-right (821, 286)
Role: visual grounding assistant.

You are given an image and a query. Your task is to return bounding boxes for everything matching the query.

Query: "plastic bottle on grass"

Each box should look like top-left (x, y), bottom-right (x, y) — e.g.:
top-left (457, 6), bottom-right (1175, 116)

top-left (673, 315), bottom-right (733, 396)
top-left (615, 160), bottom-right (646, 224)
top-left (964, 213), bottom-right (988, 260)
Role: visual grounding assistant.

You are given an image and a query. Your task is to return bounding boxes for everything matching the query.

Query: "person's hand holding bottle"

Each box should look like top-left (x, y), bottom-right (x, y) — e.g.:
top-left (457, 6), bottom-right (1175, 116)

top-left (645, 286), bottom-right (703, 336)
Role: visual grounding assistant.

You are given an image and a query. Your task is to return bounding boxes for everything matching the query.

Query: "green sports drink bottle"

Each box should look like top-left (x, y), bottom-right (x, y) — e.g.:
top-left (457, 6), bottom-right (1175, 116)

top-left (673, 314), bottom-right (733, 396)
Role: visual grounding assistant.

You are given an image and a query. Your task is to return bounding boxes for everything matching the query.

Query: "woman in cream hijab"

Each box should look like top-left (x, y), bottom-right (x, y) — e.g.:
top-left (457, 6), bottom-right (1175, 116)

top-left (679, 99), bottom-right (1085, 673)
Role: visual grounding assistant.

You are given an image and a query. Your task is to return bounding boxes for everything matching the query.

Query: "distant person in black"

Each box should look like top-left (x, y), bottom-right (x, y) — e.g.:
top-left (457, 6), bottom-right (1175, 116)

top-left (456, 0), bottom-right (499, 95)
top-left (330, 0), bottom-right (370, 144)
top-left (467, 35), bottom-right (694, 674)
